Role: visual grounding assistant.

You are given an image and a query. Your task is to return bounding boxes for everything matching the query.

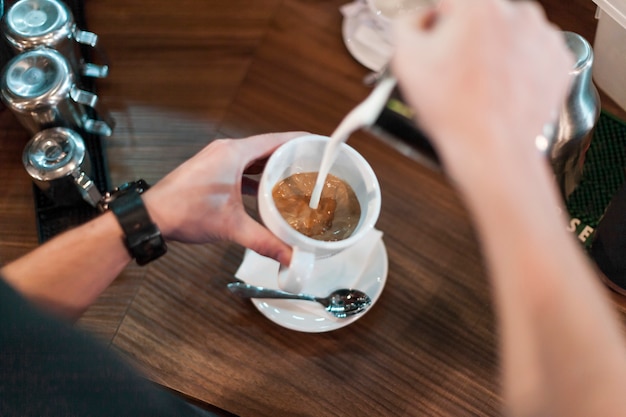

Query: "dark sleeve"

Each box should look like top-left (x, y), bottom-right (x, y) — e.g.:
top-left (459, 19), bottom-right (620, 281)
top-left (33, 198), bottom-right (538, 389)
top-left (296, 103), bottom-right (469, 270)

top-left (0, 277), bottom-right (219, 417)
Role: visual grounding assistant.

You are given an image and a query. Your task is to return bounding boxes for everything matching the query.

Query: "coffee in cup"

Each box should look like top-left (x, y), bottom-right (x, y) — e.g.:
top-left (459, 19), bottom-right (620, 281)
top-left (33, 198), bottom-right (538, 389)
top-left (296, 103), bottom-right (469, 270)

top-left (272, 172), bottom-right (361, 242)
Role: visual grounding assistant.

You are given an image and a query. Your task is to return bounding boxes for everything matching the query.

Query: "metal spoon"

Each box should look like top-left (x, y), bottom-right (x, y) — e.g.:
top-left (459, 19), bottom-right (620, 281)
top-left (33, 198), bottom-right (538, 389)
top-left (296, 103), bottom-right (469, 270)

top-left (227, 282), bottom-right (372, 319)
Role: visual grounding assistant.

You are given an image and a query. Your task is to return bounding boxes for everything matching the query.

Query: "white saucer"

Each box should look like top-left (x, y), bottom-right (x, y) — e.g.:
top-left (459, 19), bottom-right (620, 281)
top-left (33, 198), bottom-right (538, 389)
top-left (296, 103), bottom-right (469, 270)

top-left (341, 3), bottom-right (393, 71)
top-left (235, 237), bottom-right (388, 333)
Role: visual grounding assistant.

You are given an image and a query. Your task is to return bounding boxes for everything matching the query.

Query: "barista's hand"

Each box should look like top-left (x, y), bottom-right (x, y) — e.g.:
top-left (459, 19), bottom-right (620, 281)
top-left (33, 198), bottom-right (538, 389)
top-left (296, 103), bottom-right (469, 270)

top-left (391, 0), bottom-right (573, 182)
top-left (142, 132), bottom-right (306, 266)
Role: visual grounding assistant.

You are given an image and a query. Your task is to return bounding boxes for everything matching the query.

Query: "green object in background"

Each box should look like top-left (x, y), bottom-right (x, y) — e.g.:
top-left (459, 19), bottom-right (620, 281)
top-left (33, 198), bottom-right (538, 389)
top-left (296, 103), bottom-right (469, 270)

top-left (566, 111), bottom-right (626, 248)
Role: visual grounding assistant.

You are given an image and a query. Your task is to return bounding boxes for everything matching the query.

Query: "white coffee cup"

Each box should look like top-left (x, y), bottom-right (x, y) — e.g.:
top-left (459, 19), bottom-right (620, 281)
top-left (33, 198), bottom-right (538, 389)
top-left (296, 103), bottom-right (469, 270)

top-left (258, 134), bottom-right (381, 294)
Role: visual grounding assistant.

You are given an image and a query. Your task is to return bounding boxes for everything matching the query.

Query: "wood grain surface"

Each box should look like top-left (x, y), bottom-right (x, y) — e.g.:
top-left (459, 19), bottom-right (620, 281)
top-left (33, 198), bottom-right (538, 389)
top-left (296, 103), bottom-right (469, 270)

top-left (1, 0), bottom-right (625, 416)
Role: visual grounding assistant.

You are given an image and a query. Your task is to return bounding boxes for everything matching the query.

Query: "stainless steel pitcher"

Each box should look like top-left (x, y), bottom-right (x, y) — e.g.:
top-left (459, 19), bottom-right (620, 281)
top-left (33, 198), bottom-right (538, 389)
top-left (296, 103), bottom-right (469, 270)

top-left (547, 31), bottom-right (601, 199)
top-left (23, 127), bottom-right (102, 207)
top-left (1, 0), bottom-right (108, 78)
top-left (0, 47), bottom-right (115, 136)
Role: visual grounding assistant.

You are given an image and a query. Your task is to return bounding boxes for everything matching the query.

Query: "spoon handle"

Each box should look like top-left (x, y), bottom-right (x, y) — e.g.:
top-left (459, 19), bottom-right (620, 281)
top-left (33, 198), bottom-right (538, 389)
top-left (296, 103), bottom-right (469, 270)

top-left (227, 282), bottom-right (314, 301)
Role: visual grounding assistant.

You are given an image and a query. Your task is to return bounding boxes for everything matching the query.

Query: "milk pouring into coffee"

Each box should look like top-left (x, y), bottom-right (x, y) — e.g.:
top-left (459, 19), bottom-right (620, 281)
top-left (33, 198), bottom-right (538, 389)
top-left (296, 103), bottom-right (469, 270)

top-left (308, 76), bottom-right (397, 209)
top-left (272, 172), bottom-right (361, 241)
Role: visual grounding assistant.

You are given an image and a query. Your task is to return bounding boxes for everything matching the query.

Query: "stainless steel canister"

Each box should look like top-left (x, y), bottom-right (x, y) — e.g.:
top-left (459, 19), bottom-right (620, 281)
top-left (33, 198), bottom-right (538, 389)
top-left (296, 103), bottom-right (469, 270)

top-left (547, 31), bottom-right (601, 199)
top-left (0, 47), bottom-right (115, 136)
top-left (23, 127), bottom-right (102, 207)
top-left (1, 0), bottom-right (108, 78)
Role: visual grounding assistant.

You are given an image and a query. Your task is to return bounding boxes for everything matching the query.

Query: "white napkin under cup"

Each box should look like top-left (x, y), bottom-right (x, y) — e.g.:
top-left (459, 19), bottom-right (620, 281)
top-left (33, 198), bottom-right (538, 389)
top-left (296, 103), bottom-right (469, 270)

top-left (235, 228), bottom-right (384, 297)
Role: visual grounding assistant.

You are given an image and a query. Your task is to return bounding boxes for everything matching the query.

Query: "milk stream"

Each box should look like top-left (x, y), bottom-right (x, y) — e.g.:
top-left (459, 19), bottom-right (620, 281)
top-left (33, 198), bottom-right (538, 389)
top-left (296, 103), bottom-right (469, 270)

top-left (308, 76), bottom-right (397, 209)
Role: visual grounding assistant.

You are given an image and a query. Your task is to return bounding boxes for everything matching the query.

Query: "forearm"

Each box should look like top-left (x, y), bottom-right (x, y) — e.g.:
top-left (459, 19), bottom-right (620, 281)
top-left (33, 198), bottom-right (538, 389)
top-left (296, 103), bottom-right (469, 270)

top-left (0, 211), bottom-right (132, 319)
top-left (0, 133), bottom-right (299, 321)
top-left (390, 0), bottom-right (620, 413)
top-left (454, 146), bottom-right (626, 416)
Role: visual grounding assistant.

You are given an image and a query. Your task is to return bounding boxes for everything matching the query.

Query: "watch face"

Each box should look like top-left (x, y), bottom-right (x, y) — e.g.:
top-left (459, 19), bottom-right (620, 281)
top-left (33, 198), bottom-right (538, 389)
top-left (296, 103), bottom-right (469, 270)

top-left (129, 230), bottom-right (167, 266)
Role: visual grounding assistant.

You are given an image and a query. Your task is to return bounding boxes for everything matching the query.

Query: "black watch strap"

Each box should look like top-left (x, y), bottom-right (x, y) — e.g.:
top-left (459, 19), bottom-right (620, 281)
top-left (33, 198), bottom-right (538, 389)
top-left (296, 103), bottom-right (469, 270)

top-left (109, 183), bottom-right (167, 266)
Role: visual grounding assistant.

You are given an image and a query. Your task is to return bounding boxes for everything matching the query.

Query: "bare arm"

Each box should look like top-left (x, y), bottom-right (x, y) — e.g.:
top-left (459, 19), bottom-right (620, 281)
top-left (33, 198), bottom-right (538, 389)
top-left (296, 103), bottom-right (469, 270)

top-left (1, 212), bottom-right (130, 319)
top-left (393, 1), bottom-right (626, 415)
top-left (1, 132), bottom-right (302, 319)
top-left (459, 137), bottom-right (626, 417)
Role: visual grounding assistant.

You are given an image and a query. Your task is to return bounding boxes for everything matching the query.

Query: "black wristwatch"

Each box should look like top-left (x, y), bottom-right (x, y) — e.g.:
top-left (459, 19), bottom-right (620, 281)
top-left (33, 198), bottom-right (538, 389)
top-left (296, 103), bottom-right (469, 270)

top-left (105, 180), bottom-right (167, 266)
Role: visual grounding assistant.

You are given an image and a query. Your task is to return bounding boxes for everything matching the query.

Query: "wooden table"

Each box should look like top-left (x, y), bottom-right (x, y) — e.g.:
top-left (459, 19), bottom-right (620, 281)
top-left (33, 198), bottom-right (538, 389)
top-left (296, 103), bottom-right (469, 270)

top-left (1, 0), bottom-right (624, 416)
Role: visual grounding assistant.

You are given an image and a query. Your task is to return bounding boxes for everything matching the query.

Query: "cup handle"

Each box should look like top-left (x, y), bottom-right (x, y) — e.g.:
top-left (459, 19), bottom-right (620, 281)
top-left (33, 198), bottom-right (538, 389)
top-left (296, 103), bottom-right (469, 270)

top-left (72, 170), bottom-right (103, 208)
top-left (73, 28), bottom-right (110, 78)
top-left (70, 86), bottom-right (116, 136)
top-left (277, 247), bottom-right (315, 294)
